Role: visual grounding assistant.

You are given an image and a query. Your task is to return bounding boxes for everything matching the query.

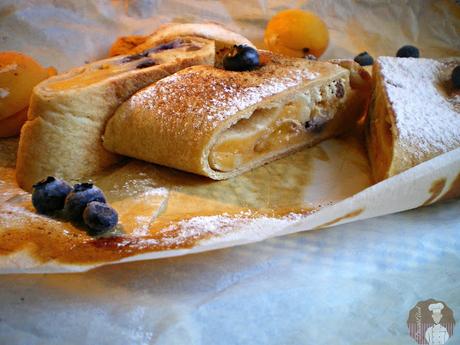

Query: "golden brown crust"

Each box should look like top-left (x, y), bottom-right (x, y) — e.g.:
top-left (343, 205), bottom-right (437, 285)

top-left (366, 63), bottom-right (394, 182)
top-left (16, 37), bottom-right (215, 191)
top-left (103, 52), bottom-right (372, 179)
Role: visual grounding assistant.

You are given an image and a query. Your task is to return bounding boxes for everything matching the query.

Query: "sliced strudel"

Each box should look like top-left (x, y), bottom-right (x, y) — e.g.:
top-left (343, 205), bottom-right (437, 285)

top-left (103, 51), bottom-right (371, 179)
top-left (109, 22), bottom-right (254, 65)
top-left (16, 37), bottom-right (215, 191)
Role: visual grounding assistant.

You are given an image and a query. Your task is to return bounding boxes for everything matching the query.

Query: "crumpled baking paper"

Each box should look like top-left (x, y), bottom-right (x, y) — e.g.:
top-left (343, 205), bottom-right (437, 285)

top-left (1, 198), bottom-right (459, 344)
top-left (0, 0), bottom-right (459, 274)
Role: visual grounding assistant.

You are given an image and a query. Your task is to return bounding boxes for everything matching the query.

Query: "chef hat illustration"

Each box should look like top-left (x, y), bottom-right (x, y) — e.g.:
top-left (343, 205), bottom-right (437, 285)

top-left (428, 303), bottom-right (445, 314)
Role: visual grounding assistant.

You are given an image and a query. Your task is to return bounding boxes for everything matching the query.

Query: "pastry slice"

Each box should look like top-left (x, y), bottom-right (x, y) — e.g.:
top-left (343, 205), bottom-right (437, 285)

top-left (367, 56), bottom-right (460, 182)
top-left (109, 22), bottom-right (254, 65)
top-left (16, 37), bottom-right (215, 191)
top-left (103, 51), bottom-right (371, 180)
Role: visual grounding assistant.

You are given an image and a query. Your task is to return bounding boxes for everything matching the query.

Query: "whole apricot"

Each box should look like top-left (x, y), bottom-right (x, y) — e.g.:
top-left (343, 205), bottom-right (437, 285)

top-left (264, 9), bottom-right (329, 58)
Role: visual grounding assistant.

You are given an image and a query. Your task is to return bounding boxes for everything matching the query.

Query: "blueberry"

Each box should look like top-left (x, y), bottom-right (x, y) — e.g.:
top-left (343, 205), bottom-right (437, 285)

top-left (354, 51), bottom-right (374, 66)
top-left (223, 45), bottom-right (260, 72)
top-left (147, 39), bottom-right (183, 54)
top-left (31, 176), bottom-right (72, 214)
top-left (452, 66), bottom-right (460, 89)
top-left (396, 45), bottom-right (420, 58)
top-left (64, 183), bottom-right (106, 220)
top-left (83, 201), bottom-right (118, 235)
top-left (135, 59), bottom-right (156, 69)
top-left (121, 52), bottom-right (148, 63)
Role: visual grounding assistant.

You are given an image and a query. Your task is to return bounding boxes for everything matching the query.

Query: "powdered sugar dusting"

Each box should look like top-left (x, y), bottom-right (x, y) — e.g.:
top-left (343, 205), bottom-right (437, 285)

top-left (0, 204), bottom-right (53, 227)
top-left (378, 57), bottom-right (460, 168)
top-left (135, 210), bottom-right (306, 249)
top-left (131, 216), bottom-right (154, 236)
top-left (106, 53), bottom-right (341, 172)
top-left (129, 56), bottom-right (320, 129)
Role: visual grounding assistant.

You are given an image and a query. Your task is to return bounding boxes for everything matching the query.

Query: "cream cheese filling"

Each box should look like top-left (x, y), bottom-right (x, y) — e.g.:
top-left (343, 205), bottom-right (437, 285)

top-left (209, 79), bottom-right (348, 172)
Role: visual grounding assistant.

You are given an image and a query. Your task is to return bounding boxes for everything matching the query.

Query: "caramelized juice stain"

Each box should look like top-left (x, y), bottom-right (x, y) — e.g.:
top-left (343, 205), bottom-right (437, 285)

top-left (0, 205), bottom-right (315, 265)
top-left (0, 222), bottom-right (199, 264)
top-left (0, 137), bottom-right (318, 265)
top-left (0, 131), bottom-right (357, 266)
top-left (439, 172), bottom-right (460, 202)
top-left (169, 147), bottom-right (315, 210)
top-left (314, 208), bottom-right (364, 229)
top-left (335, 129), bottom-right (372, 178)
top-left (423, 178), bottom-right (447, 206)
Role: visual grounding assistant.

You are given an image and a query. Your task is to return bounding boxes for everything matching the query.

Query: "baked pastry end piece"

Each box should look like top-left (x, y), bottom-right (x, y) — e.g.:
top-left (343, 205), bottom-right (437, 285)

top-left (367, 56), bottom-right (460, 182)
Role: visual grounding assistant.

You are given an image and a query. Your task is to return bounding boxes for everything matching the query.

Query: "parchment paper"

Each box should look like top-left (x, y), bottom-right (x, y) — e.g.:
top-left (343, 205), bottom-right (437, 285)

top-left (1, 1), bottom-right (460, 345)
top-left (1, 198), bottom-right (459, 344)
top-left (0, 0), bottom-right (459, 274)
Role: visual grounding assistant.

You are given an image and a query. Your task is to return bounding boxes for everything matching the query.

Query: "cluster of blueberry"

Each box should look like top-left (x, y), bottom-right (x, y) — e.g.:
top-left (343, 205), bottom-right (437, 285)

top-left (32, 177), bottom-right (118, 235)
top-left (353, 45), bottom-right (420, 67)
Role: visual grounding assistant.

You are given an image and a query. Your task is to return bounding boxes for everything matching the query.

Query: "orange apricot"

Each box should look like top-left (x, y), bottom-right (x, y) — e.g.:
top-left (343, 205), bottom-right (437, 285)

top-left (109, 35), bottom-right (147, 56)
top-left (264, 9), bottom-right (329, 59)
top-left (0, 51), bottom-right (53, 120)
